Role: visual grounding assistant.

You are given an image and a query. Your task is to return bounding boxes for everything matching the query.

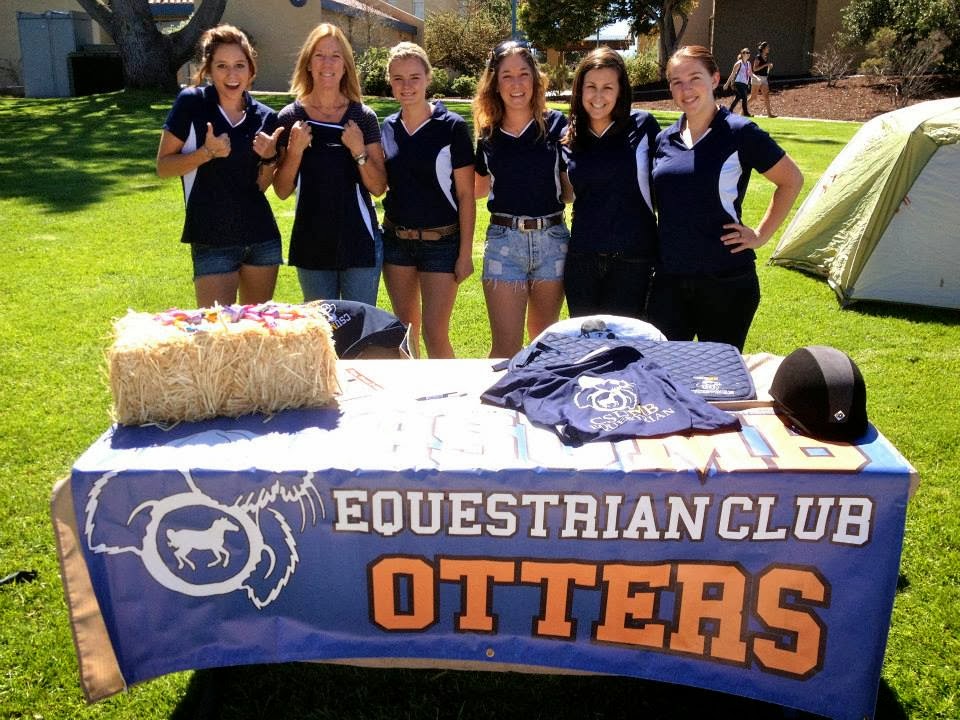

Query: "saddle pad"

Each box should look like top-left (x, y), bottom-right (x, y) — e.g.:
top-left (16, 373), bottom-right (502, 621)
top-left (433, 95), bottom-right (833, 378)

top-left (508, 333), bottom-right (756, 402)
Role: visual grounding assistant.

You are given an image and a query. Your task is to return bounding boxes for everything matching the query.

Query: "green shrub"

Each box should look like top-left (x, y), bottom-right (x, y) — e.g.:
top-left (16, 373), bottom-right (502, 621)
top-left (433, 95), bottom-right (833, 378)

top-left (546, 62), bottom-right (571, 96)
top-left (450, 74), bottom-right (477, 98)
top-left (356, 46), bottom-right (391, 97)
top-left (624, 55), bottom-right (660, 87)
top-left (858, 56), bottom-right (890, 77)
top-left (429, 67), bottom-right (453, 97)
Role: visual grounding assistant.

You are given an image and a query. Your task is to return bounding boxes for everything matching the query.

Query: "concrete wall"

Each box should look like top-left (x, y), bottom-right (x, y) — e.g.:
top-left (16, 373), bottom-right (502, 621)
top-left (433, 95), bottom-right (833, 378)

top-left (684, 0), bottom-right (851, 76)
top-left (711, 0), bottom-right (817, 77)
top-left (682, 0), bottom-right (712, 48)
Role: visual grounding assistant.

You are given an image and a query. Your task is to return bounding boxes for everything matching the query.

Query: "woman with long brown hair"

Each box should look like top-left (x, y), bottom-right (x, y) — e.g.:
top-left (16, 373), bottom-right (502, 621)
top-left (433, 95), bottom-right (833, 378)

top-left (562, 46), bottom-right (660, 318)
top-left (473, 40), bottom-right (571, 358)
top-left (156, 24), bottom-right (284, 307)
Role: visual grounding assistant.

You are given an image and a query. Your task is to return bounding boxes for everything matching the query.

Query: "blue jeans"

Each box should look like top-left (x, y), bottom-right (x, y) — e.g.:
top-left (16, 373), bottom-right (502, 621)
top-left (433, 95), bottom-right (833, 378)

top-left (297, 232), bottom-right (383, 306)
top-left (190, 239), bottom-right (283, 279)
top-left (482, 223), bottom-right (568, 282)
top-left (383, 228), bottom-right (460, 273)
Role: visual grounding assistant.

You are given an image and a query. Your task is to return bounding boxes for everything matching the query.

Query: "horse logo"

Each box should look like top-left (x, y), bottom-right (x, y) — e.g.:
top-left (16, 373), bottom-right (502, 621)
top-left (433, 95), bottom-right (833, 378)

top-left (84, 469), bottom-right (324, 609)
top-left (167, 516), bottom-right (241, 571)
top-left (573, 376), bottom-right (638, 412)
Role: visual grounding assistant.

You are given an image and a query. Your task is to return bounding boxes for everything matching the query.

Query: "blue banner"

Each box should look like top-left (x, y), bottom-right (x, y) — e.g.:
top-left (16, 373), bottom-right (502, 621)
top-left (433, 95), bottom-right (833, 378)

top-left (71, 373), bottom-right (913, 720)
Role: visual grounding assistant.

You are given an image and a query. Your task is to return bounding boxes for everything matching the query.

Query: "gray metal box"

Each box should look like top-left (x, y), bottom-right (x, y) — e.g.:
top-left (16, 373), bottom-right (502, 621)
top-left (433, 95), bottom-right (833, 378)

top-left (17, 11), bottom-right (93, 97)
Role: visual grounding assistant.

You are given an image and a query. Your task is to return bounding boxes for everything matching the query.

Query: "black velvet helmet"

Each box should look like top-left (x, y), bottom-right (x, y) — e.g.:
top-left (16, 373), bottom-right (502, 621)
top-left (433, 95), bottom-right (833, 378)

top-left (770, 346), bottom-right (868, 442)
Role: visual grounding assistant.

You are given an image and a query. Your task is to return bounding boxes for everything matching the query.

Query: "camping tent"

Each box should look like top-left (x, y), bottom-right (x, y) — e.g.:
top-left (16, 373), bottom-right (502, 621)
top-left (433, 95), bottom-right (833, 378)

top-left (770, 97), bottom-right (960, 309)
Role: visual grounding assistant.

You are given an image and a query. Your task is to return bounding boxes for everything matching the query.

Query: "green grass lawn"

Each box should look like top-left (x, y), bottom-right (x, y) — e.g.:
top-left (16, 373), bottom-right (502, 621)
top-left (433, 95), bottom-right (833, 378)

top-left (0, 90), bottom-right (958, 719)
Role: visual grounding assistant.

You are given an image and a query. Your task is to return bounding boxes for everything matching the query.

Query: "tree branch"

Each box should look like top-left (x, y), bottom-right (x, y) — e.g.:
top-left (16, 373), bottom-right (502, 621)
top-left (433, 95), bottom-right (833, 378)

top-left (169, 0), bottom-right (229, 61)
top-left (74, 0), bottom-right (116, 35)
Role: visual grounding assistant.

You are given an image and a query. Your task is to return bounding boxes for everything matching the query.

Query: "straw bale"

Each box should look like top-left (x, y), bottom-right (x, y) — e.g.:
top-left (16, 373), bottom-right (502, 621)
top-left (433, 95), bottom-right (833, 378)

top-left (108, 304), bottom-right (339, 425)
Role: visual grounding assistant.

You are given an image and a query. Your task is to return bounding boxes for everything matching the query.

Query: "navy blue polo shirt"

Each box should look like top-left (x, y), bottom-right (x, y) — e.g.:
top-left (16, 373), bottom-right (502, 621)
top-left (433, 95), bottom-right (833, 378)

top-left (564, 109), bottom-right (660, 256)
top-left (381, 101), bottom-right (474, 229)
top-left (277, 100), bottom-right (382, 270)
top-left (652, 106), bottom-right (784, 274)
top-left (475, 109), bottom-right (567, 218)
top-left (481, 345), bottom-right (740, 444)
top-left (163, 85), bottom-right (280, 247)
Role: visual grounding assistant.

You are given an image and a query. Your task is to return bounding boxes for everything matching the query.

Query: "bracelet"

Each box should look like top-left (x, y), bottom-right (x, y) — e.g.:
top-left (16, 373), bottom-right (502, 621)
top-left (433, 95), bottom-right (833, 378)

top-left (259, 152), bottom-right (280, 166)
top-left (202, 146), bottom-right (216, 159)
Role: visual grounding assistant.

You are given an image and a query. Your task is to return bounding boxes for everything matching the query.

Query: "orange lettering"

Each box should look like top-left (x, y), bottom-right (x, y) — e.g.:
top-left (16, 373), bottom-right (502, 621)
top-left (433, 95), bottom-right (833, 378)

top-left (595, 563), bottom-right (671, 647)
top-left (438, 558), bottom-right (516, 632)
top-left (753, 566), bottom-right (828, 678)
top-left (520, 561), bottom-right (599, 638)
top-left (369, 556), bottom-right (436, 631)
top-left (670, 563), bottom-right (748, 663)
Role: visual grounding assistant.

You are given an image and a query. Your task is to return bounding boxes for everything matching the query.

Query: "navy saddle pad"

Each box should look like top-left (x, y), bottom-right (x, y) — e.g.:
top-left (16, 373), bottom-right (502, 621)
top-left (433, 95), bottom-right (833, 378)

top-left (508, 333), bottom-right (756, 402)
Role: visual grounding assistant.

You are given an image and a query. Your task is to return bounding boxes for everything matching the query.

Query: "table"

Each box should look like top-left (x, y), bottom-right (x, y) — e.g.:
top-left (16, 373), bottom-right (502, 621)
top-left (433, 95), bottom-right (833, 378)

top-left (52, 358), bottom-right (917, 719)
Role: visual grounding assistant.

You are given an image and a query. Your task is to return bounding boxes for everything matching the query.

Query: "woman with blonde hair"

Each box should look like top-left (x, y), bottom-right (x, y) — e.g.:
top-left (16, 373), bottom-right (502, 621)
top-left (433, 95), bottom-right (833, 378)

top-left (380, 42), bottom-right (475, 357)
top-left (274, 23), bottom-right (387, 305)
top-left (156, 24), bottom-right (284, 307)
top-left (473, 40), bottom-right (572, 358)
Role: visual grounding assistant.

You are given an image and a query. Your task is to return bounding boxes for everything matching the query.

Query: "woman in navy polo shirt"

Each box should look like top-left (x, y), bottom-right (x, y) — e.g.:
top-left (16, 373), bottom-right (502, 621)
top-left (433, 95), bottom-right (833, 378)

top-left (649, 45), bottom-right (803, 351)
top-left (156, 25), bottom-right (284, 307)
top-left (274, 24), bottom-right (387, 306)
top-left (562, 47), bottom-right (660, 319)
top-left (380, 42), bottom-right (475, 358)
top-left (473, 41), bottom-right (572, 359)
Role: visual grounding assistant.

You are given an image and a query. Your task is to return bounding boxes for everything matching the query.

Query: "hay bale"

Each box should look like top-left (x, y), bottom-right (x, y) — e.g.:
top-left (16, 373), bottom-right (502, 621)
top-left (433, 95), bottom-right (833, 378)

top-left (108, 303), bottom-right (339, 425)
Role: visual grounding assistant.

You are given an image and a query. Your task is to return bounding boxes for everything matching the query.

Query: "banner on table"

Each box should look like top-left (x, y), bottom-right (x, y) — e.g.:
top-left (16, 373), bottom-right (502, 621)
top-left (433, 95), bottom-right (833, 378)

top-left (72, 404), bottom-right (912, 720)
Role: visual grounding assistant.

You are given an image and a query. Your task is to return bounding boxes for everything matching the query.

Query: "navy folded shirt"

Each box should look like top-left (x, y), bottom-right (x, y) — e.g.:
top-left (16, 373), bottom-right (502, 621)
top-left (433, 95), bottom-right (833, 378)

top-left (481, 345), bottom-right (740, 444)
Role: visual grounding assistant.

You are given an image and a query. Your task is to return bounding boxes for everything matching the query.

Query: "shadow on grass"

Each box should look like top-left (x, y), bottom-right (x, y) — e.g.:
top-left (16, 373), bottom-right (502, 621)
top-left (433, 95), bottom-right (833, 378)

top-left (0, 90), bottom-right (172, 213)
top-left (170, 663), bottom-right (908, 719)
top-left (845, 300), bottom-right (960, 326)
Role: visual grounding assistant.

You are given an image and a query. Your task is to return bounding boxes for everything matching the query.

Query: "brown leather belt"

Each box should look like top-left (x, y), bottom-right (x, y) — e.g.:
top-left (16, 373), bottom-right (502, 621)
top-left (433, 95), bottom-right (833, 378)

top-left (489, 213), bottom-right (564, 231)
top-left (383, 218), bottom-right (458, 241)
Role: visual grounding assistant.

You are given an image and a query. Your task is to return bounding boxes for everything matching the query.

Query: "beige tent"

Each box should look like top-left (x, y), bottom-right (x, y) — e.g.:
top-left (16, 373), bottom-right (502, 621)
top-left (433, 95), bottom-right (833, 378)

top-left (770, 97), bottom-right (960, 309)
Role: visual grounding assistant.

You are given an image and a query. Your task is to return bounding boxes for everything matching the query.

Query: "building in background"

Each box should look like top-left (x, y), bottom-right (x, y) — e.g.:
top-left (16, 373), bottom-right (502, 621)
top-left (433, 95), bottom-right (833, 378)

top-left (1, 0), bottom-right (850, 95)
top-left (0, 0), bottom-right (422, 94)
top-left (683, 0), bottom-right (847, 77)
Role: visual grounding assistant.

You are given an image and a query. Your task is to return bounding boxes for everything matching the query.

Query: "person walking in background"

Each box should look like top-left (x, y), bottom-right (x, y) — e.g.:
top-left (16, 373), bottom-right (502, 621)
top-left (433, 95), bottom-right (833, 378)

top-left (274, 23), bottom-right (387, 306)
top-left (380, 42), bottom-right (475, 358)
top-left (649, 45), bottom-right (803, 351)
top-left (156, 24), bottom-right (284, 308)
top-left (562, 47), bottom-right (660, 319)
top-left (473, 40), bottom-right (571, 358)
top-left (723, 48), bottom-right (753, 117)
top-left (750, 41), bottom-right (775, 117)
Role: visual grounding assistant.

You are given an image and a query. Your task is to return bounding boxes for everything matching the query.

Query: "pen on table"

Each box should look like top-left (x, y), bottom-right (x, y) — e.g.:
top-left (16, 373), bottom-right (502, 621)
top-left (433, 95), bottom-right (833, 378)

top-left (415, 391), bottom-right (468, 401)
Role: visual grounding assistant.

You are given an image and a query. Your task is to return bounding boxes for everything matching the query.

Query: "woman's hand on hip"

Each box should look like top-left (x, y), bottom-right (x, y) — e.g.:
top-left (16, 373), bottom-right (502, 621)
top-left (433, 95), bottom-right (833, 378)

top-left (721, 222), bottom-right (764, 253)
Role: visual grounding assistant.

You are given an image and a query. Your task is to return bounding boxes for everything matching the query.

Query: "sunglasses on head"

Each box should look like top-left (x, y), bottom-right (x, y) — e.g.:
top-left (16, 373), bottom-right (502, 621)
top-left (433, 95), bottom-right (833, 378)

top-left (489, 40), bottom-right (531, 68)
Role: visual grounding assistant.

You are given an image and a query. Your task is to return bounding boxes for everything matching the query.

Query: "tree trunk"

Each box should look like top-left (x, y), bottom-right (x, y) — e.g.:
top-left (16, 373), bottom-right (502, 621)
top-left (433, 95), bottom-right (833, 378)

top-left (113, 4), bottom-right (178, 91)
top-left (74, 0), bottom-right (227, 91)
top-left (657, 0), bottom-right (689, 77)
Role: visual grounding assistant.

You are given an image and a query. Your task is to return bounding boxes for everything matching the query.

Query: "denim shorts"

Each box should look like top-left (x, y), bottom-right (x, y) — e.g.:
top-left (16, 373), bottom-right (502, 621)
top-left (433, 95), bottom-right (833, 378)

top-left (482, 222), bottom-right (569, 282)
top-left (190, 239), bottom-right (283, 279)
top-left (382, 228), bottom-right (460, 274)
